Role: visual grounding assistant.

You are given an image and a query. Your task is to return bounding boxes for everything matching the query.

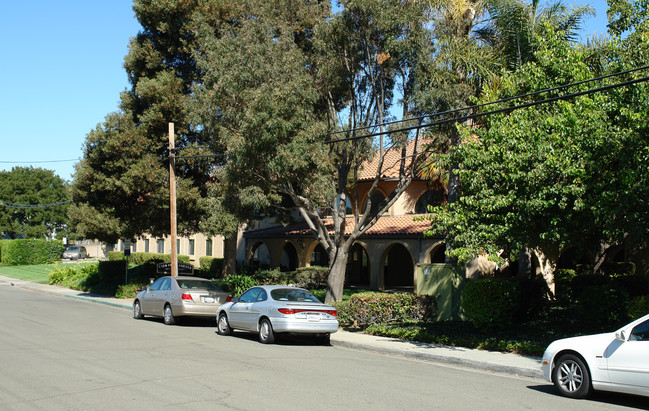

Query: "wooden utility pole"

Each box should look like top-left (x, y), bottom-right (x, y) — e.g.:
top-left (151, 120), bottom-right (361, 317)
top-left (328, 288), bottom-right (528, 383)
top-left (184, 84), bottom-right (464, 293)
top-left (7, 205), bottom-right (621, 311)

top-left (169, 123), bottom-right (178, 277)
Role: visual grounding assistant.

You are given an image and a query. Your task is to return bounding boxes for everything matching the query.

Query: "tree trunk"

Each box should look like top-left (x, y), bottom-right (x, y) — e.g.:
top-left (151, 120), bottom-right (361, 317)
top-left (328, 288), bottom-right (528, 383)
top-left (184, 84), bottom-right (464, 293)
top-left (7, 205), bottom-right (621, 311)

top-left (325, 247), bottom-right (349, 303)
top-left (222, 233), bottom-right (238, 277)
top-left (518, 247), bottom-right (531, 277)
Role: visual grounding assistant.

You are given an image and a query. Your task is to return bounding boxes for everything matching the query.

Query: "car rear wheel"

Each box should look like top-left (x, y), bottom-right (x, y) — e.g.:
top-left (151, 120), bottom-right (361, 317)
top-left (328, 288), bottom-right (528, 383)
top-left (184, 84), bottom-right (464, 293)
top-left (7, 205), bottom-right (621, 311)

top-left (133, 300), bottom-right (144, 319)
top-left (553, 354), bottom-right (592, 399)
top-left (316, 333), bottom-right (331, 346)
top-left (163, 304), bottom-right (176, 325)
top-left (259, 318), bottom-right (275, 344)
top-left (217, 313), bottom-right (232, 336)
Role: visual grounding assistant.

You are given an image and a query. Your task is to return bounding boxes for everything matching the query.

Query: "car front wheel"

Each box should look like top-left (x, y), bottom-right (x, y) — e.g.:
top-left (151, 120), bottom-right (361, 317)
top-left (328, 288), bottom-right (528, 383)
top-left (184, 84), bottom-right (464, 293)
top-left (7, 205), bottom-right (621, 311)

top-left (552, 354), bottom-right (592, 399)
top-left (217, 313), bottom-right (232, 336)
top-left (163, 304), bottom-right (176, 325)
top-left (259, 318), bottom-right (275, 344)
top-left (133, 300), bottom-right (144, 319)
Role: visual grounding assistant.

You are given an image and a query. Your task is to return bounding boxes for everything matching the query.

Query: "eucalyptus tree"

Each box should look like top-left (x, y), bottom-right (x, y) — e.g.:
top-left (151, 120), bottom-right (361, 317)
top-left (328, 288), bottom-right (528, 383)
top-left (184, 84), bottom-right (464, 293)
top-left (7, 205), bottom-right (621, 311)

top-left (192, 0), bottom-right (434, 302)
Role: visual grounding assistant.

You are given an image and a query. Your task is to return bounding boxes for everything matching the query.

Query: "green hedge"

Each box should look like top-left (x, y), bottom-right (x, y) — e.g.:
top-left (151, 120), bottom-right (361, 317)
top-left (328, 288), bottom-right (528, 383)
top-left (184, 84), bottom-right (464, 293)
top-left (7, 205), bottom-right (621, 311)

top-left (333, 292), bottom-right (435, 328)
top-left (108, 251), bottom-right (190, 264)
top-left (48, 261), bottom-right (125, 296)
top-left (0, 239), bottom-right (65, 266)
top-left (252, 266), bottom-right (329, 289)
top-left (213, 275), bottom-right (259, 296)
top-left (199, 256), bottom-right (224, 277)
top-left (461, 279), bottom-right (519, 330)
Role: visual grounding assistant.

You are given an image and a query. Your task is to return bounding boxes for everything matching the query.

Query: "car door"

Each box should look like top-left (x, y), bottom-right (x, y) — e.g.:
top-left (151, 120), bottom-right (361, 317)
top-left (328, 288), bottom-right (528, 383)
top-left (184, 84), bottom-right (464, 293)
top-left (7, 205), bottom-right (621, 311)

top-left (154, 278), bottom-right (173, 314)
top-left (228, 288), bottom-right (261, 330)
top-left (140, 278), bottom-right (164, 314)
top-left (606, 318), bottom-right (649, 390)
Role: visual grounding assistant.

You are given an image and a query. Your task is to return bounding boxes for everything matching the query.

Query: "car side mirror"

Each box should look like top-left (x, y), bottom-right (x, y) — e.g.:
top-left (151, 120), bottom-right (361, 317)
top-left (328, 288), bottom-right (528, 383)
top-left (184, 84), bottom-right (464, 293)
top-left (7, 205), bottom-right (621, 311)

top-left (615, 330), bottom-right (627, 342)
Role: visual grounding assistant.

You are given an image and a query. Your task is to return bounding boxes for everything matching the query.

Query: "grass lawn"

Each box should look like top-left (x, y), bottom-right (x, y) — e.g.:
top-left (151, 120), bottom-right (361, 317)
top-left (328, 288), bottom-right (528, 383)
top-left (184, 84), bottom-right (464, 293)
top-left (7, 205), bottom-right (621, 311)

top-left (0, 263), bottom-right (94, 284)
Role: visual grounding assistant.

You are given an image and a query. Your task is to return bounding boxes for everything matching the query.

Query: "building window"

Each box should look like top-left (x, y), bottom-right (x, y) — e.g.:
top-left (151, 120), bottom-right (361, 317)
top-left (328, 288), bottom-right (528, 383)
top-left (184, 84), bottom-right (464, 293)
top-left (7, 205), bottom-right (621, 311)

top-left (415, 190), bottom-right (444, 213)
top-left (189, 239), bottom-right (195, 255)
top-left (157, 239), bottom-right (164, 254)
top-left (144, 239), bottom-right (149, 253)
top-left (132, 242), bottom-right (137, 253)
top-left (206, 239), bottom-right (212, 257)
top-left (177, 239), bottom-right (181, 254)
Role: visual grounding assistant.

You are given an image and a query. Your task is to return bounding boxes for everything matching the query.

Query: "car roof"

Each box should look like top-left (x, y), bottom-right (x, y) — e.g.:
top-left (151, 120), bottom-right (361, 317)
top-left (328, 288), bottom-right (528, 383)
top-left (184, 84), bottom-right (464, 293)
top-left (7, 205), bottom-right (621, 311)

top-left (251, 285), bottom-right (307, 291)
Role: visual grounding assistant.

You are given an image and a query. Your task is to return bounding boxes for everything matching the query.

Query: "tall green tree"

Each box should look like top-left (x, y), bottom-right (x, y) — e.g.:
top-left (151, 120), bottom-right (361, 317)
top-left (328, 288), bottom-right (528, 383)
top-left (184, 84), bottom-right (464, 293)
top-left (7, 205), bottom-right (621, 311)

top-left (0, 167), bottom-right (70, 239)
top-left (69, 0), bottom-right (235, 244)
top-left (192, 0), bottom-right (434, 301)
top-left (426, 20), bottom-right (649, 272)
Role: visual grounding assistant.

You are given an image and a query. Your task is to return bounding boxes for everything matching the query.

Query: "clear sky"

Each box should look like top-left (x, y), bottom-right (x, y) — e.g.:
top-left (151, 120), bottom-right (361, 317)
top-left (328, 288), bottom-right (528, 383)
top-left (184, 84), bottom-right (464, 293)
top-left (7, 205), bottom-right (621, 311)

top-left (0, 0), bottom-right (610, 182)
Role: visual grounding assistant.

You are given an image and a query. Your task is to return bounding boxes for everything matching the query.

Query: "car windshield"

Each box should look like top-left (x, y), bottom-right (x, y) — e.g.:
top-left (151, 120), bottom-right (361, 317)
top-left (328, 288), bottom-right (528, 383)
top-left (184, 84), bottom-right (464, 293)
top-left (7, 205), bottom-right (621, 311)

top-left (66, 246), bottom-right (80, 251)
top-left (176, 279), bottom-right (223, 292)
top-left (270, 288), bottom-right (320, 302)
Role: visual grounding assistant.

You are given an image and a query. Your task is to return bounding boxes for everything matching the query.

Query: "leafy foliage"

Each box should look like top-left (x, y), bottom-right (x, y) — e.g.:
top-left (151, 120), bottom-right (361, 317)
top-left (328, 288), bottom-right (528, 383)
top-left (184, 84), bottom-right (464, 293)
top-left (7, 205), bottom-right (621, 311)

top-left (461, 278), bottom-right (519, 330)
top-left (0, 167), bottom-right (70, 239)
top-left (0, 239), bottom-right (65, 266)
top-left (427, 22), bottom-right (649, 266)
top-left (333, 292), bottom-right (435, 328)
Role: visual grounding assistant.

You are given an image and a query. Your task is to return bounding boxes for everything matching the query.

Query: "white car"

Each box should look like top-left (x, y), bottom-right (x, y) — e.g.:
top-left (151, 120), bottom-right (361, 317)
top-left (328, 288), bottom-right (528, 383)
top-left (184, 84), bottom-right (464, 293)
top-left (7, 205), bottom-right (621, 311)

top-left (542, 313), bottom-right (649, 398)
top-left (216, 285), bottom-right (339, 344)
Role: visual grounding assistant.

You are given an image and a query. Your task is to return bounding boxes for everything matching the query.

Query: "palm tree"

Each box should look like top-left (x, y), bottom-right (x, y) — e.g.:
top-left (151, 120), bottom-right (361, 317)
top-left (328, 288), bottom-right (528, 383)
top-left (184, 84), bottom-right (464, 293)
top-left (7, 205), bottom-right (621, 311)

top-left (478, 0), bottom-right (596, 70)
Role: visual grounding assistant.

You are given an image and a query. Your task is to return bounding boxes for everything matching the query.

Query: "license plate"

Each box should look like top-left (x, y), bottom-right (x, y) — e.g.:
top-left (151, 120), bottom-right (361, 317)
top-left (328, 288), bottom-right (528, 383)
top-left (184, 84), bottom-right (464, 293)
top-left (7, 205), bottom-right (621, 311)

top-left (307, 314), bottom-right (320, 321)
top-left (203, 297), bottom-right (215, 303)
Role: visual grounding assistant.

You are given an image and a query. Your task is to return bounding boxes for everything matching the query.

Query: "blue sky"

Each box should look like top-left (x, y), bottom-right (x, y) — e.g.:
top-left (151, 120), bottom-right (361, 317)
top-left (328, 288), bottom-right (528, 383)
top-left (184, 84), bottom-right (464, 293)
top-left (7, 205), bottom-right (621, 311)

top-left (0, 0), bottom-right (610, 182)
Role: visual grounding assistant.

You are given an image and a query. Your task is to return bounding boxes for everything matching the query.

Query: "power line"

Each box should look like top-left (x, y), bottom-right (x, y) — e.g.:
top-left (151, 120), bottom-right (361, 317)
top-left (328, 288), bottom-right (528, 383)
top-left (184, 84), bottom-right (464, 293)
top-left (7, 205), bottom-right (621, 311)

top-left (327, 65), bottom-right (649, 138)
top-left (0, 159), bottom-right (78, 164)
top-left (0, 200), bottom-right (72, 209)
top-left (326, 72), bottom-right (649, 144)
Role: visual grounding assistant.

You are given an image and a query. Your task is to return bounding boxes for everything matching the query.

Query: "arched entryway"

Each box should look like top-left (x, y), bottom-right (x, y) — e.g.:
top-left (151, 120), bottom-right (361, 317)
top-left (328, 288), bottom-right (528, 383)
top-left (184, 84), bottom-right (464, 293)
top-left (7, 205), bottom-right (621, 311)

top-left (310, 243), bottom-right (329, 267)
top-left (250, 242), bottom-right (271, 268)
top-left (383, 244), bottom-right (414, 288)
top-left (346, 243), bottom-right (370, 286)
top-left (430, 243), bottom-right (446, 263)
top-left (280, 242), bottom-right (298, 272)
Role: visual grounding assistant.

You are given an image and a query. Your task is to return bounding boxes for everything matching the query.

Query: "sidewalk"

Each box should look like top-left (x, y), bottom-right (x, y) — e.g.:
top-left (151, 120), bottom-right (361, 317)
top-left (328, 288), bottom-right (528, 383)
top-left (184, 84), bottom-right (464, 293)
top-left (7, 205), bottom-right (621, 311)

top-left (0, 274), bottom-right (543, 379)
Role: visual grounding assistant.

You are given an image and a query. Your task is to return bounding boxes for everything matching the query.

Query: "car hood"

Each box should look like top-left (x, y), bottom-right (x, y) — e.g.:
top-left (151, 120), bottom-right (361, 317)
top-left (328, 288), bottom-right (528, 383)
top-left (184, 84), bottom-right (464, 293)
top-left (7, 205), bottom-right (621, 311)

top-left (544, 332), bottom-right (615, 359)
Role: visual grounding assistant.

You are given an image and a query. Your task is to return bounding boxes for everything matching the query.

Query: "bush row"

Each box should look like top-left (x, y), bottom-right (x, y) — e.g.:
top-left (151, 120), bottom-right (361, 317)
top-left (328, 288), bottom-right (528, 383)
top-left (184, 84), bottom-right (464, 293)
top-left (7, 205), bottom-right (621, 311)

top-left (48, 261), bottom-right (126, 296)
top-left (107, 251), bottom-right (190, 265)
top-left (333, 292), bottom-right (436, 328)
top-left (461, 272), bottom-right (649, 331)
top-left (0, 239), bottom-right (65, 266)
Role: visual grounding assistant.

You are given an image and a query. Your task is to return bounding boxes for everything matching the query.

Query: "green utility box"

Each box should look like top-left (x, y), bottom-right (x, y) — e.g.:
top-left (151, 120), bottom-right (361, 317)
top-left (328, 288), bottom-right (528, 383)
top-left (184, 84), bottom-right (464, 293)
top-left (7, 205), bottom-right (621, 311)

top-left (416, 263), bottom-right (465, 321)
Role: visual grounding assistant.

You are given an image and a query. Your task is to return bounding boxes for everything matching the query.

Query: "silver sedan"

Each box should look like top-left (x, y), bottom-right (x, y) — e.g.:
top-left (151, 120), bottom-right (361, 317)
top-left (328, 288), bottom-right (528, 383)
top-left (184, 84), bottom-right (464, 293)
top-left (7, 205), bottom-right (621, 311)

top-left (133, 276), bottom-right (231, 325)
top-left (216, 285), bottom-right (339, 344)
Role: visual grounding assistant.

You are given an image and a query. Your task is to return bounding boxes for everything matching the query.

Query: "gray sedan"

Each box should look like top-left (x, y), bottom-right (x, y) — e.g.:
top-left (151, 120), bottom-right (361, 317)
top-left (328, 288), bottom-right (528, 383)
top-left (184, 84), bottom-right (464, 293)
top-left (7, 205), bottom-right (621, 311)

top-left (216, 285), bottom-right (339, 344)
top-left (133, 276), bottom-right (231, 325)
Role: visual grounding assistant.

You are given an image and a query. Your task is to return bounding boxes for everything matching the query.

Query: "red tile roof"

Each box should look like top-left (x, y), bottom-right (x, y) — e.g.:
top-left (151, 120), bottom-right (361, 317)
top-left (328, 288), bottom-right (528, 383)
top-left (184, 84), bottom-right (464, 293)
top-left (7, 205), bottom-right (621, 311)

top-left (244, 214), bottom-right (434, 239)
top-left (358, 139), bottom-right (428, 181)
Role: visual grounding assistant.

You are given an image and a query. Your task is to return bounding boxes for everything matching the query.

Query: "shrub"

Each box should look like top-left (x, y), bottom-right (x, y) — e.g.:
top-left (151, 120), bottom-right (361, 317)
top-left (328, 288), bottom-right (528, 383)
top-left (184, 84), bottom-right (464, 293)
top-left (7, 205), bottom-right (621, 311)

top-left (253, 269), bottom-right (291, 285)
top-left (199, 257), bottom-right (224, 277)
top-left (1, 239), bottom-right (65, 266)
top-left (516, 277), bottom-right (550, 320)
top-left (293, 266), bottom-right (329, 289)
top-left (461, 279), bottom-right (519, 330)
top-left (334, 292), bottom-right (435, 328)
top-left (214, 275), bottom-right (259, 296)
top-left (108, 251), bottom-right (190, 264)
top-left (554, 269), bottom-right (576, 302)
top-left (628, 295), bottom-right (649, 320)
top-left (116, 283), bottom-right (146, 299)
top-left (574, 285), bottom-right (629, 331)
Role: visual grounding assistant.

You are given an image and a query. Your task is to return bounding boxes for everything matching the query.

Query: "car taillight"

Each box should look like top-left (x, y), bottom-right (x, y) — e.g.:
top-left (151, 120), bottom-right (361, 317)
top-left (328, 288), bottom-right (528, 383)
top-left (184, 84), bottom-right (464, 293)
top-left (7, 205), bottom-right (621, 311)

top-left (278, 308), bottom-right (295, 314)
top-left (181, 293), bottom-right (193, 301)
top-left (225, 296), bottom-right (232, 302)
top-left (277, 308), bottom-right (337, 316)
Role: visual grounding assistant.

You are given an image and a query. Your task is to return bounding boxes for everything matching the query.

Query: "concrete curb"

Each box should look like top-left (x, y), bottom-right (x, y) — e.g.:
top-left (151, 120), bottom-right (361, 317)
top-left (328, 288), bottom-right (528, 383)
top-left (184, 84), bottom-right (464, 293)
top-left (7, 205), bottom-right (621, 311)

top-left (331, 338), bottom-right (543, 379)
top-left (65, 294), bottom-right (133, 310)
